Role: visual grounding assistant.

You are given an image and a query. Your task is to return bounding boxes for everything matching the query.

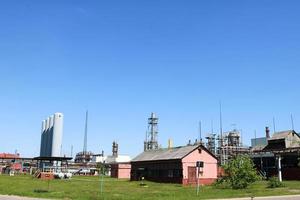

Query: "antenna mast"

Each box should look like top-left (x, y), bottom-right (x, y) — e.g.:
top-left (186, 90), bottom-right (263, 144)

top-left (291, 114), bottom-right (295, 130)
top-left (199, 121), bottom-right (202, 143)
top-left (83, 110), bottom-right (88, 154)
top-left (272, 117), bottom-right (276, 133)
top-left (219, 101), bottom-right (224, 165)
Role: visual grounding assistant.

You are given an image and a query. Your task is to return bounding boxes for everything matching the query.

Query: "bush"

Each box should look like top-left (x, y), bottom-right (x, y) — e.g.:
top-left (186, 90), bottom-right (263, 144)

top-left (223, 155), bottom-right (260, 189)
top-left (267, 176), bottom-right (284, 188)
top-left (213, 178), bottom-right (230, 189)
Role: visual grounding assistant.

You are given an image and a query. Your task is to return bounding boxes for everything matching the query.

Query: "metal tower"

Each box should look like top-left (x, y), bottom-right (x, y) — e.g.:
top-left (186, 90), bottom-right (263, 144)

top-left (144, 112), bottom-right (159, 151)
top-left (112, 141), bottom-right (118, 157)
top-left (83, 110), bottom-right (88, 154)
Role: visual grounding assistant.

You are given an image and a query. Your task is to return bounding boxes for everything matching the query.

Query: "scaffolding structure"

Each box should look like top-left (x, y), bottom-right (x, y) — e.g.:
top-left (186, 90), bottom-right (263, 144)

top-left (208, 129), bottom-right (250, 165)
top-left (144, 113), bottom-right (159, 151)
top-left (205, 133), bottom-right (216, 155)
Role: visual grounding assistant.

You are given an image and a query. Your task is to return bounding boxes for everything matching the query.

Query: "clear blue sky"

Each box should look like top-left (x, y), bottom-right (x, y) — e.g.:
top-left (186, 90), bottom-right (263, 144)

top-left (0, 1), bottom-right (300, 158)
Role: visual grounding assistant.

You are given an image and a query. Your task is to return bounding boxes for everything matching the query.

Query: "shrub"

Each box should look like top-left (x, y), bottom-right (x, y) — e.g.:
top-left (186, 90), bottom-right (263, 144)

top-left (223, 155), bottom-right (260, 189)
top-left (267, 176), bottom-right (284, 188)
top-left (213, 178), bottom-right (230, 189)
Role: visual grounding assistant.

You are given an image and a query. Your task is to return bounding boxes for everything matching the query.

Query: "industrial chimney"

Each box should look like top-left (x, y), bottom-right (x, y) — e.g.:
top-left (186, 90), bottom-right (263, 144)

top-left (112, 141), bottom-right (118, 157)
top-left (265, 127), bottom-right (270, 139)
top-left (168, 139), bottom-right (173, 149)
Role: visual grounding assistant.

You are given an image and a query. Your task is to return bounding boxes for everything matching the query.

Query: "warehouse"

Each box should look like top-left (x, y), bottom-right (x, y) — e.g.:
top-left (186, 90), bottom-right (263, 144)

top-left (131, 144), bottom-right (218, 185)
top-left (252, 129), bottom-right (300, 180)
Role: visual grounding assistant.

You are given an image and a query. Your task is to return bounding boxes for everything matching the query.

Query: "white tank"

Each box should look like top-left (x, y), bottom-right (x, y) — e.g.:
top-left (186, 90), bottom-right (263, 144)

top-left (44, 118), bottom-right (50, 157)
top-left (44, 117), bottom-right (51, 156)
top-left (40, 113), bottom-right (64, 158)
top-left (51, 113), bottom-right (63, 157)
top-left (65, 172), bottom-right (72, 179)
top-left (40, 120), bottom-right (46, 157)
top-left (47, 115), bottom-right (54, 157)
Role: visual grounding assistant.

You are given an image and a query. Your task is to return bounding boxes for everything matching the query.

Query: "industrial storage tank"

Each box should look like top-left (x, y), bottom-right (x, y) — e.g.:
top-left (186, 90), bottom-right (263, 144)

top-left (40, 120), bottom-right (46, 157)
top-left (51, 113), bottom-right (63, 157)
top-left (39, 113), bottom-right (64, 158)
top-left (47, 115), bottom-right (54, 157)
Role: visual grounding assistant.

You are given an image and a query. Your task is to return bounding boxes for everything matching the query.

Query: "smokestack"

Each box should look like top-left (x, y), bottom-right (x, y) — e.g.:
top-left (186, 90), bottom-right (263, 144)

top-left (168, 139), bottom-right (173, 149)
top-left (265, 127), bottom-right (270, 139)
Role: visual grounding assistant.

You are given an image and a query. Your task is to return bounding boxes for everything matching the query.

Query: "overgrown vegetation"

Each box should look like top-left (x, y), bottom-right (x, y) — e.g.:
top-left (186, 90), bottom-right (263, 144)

top-left (268, 176), bottom-right (284, 188)
top-left (216, 155), bottom-right (260, 189)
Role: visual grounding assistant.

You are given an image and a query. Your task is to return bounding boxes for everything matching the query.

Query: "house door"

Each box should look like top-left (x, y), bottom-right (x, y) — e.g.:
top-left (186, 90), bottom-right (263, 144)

top-left (188, 166), bottom-right (197, 184)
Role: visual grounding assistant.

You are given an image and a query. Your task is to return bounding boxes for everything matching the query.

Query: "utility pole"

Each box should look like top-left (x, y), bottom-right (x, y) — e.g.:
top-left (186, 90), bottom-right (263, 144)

top-left (273, 117), bottom-right (276, 133)
top-left (199, 121), bottom-right (202, 143)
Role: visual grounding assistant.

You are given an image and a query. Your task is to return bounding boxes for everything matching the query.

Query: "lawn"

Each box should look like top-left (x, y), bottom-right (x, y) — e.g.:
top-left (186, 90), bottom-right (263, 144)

top-left (0, 175), bottom-right (300, 200)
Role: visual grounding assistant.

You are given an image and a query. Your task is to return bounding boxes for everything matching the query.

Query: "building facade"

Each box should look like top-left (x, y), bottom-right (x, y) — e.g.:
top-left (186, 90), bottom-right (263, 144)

top-left (131, 144), bottom-right (218, 185)
top-left (110, 163), bottom-right (131, 179)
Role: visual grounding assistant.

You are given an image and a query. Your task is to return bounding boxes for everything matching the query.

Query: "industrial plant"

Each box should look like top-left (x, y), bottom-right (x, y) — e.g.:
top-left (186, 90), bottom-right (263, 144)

top-left (1, 110), bottom-right (300, 186)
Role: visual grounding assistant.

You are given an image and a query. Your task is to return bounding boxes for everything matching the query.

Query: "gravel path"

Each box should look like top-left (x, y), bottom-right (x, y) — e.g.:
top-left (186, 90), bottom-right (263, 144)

top-left (217, 194), bottom-right (300, 200)
top-left (0, 195), bottom-right (50, 200)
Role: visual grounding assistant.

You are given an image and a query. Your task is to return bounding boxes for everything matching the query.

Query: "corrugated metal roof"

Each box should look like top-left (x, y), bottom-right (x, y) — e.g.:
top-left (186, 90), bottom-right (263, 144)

top-left (131, 145), bottom-right (199, 162)
top-left (269, 130), bottom-right (294, 140)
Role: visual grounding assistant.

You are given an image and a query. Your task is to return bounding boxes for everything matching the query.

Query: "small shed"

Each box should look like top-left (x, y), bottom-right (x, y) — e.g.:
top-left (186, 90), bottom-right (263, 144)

top-left (110, 162), bottom-right (131, 179)
top-left (131, 144), bottom-right (218, 185)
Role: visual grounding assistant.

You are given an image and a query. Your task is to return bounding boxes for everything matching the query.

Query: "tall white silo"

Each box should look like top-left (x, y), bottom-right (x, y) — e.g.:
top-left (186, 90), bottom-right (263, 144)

top-left (47, 115), bottom-right (54, 157)
top-left (42, 118), bottom-right (48, 157)
top-left (51, 113), bottom-right (63, 157)
top-left (44, 117), bottom-right (50, 156)
top-left (40, 120), bottom-right (46, 157)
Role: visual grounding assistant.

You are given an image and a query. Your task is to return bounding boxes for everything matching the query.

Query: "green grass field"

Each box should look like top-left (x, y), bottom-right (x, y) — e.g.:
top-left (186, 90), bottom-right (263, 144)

top-left (0, 175), bottom-right (300, 200)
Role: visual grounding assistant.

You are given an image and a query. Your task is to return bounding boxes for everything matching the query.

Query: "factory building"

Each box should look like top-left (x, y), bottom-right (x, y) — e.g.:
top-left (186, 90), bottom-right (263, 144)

top-left (131, 144), bottom-right (218, 185)
top-left (251, 128), bottom-right (300, 180)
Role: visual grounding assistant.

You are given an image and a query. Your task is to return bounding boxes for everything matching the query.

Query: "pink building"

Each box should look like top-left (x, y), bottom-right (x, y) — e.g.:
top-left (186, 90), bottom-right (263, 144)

top-left (131, 144), bottom-right (218, 185)
top-left (110, 163), bottom-right (131, 179)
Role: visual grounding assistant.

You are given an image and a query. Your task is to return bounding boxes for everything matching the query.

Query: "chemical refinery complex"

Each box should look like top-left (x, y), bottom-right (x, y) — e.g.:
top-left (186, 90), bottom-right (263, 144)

top-left (1, 111), bottom-right (300, 185)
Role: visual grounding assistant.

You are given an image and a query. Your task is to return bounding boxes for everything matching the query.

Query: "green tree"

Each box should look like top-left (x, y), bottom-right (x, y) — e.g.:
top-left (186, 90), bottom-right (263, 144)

top-left (223, 155), bottom-right (260, 189)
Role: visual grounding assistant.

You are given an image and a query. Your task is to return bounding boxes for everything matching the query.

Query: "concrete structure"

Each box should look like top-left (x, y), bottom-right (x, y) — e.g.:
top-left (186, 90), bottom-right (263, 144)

top-left (131, 144), bottom-right (218, 185)
top-left (40, 113), bottom-right (63, 157)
